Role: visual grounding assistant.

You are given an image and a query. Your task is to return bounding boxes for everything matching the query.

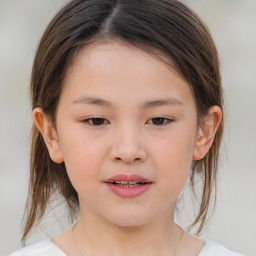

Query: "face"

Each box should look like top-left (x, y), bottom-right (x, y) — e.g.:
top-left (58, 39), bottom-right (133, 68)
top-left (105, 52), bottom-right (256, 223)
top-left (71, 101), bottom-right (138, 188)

top-left (48, 41), bottom-right (201, 227)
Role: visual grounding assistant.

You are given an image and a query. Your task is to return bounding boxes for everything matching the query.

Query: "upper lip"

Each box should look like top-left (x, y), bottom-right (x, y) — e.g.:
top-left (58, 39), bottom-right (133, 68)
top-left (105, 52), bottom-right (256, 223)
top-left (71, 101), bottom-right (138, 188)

top-left (104, 174), bottom-right (152, 183)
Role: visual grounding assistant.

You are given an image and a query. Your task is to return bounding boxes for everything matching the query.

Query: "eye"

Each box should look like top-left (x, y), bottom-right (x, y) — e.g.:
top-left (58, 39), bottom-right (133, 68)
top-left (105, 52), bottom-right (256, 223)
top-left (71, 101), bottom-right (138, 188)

top-left (147, 117), bottom-right (173, 126)
top-left (83, 117), bottom-right (109, 126)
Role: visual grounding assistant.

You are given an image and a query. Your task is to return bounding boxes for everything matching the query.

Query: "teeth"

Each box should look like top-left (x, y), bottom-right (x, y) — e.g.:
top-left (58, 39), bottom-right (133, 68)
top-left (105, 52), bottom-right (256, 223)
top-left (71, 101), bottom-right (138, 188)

top-left (113, 181), bottom-right (144, 185)
top-left (121, 181), bottom-right (137, 185)
top-left (117, 183), bottom-right (142, 187)
top-left (128, 181), bottom-right (138, 185)
top-left (112, 181), bottom-right (146, 187)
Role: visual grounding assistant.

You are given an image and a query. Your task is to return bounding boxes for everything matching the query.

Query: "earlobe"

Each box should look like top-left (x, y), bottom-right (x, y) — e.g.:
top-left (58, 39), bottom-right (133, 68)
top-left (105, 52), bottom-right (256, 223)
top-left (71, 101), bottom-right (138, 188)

top-left (32, 108), bottom-right (64, 163)
top-left (193, 106), bottom-right (222, 161)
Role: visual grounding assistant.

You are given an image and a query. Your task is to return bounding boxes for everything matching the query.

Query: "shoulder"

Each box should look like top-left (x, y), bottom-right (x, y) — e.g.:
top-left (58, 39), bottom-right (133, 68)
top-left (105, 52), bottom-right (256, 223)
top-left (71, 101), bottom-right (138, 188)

top-left (199, 239), bottom-right (246, 256)
top-left (8, 239), bottom-right (66, 256)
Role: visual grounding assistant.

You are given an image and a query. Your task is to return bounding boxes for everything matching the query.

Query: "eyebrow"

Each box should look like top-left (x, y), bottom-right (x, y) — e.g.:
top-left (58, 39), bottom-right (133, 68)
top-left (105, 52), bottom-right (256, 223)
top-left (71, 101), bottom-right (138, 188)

top-left (73, 96), bottom-right (113, 107)
top-left (142, 98), bottom-right (183, 108)
top-left (72, 96), bottom-right (183, 108)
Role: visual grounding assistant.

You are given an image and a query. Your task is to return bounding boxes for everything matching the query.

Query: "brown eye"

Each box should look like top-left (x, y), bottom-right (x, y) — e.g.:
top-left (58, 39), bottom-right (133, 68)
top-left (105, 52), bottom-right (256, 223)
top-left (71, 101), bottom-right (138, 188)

top-left (148, 117), bottom-right (173, 126)
top-left (152, 118), bottom-right (165, 125)
top-left (84, 118), bottom-right (108, 126)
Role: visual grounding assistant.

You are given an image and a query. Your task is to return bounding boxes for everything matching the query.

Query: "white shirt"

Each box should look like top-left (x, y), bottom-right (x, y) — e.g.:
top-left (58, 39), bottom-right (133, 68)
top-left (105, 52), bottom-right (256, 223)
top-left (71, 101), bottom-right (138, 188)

top-left (8, 238), bottom-right (246, 256)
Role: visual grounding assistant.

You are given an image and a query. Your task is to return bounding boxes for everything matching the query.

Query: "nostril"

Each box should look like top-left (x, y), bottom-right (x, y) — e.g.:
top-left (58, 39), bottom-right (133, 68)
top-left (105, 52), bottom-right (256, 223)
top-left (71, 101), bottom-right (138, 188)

top-left (115, 157), bottom-right (142, 163)
top-left (110, 149), bottom-right (147, 164)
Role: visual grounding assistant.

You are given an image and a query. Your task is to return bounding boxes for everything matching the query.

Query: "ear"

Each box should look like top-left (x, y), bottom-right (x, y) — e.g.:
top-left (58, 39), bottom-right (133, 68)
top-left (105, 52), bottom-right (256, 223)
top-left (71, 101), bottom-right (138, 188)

top-left (193, 106), bottom-right (222, 161)
top-left (32, 107), bottom-right (64, 163)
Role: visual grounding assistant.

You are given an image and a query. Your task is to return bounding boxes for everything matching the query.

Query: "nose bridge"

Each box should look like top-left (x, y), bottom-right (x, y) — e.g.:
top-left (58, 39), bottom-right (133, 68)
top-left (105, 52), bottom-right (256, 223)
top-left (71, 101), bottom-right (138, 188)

top-left (109, 122), bottom-right (146, 164)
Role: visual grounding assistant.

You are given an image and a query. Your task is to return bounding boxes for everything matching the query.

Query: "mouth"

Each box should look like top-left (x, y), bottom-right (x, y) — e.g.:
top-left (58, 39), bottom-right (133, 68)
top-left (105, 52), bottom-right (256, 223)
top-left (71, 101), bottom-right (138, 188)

top-left (104, 174), bottom-right (153, 198)
top-left (109, 181), bottom-right (149, 187)
top-left (104, 173), bottom-right (152, 185)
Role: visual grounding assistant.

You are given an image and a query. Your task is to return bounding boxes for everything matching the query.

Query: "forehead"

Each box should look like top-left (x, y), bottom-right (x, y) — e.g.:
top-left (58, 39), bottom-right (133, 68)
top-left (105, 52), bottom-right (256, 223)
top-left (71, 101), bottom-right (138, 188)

top-left (61, 40), bottom-right (194, 107)
top-left (67, 39), bottom-right (183, 80)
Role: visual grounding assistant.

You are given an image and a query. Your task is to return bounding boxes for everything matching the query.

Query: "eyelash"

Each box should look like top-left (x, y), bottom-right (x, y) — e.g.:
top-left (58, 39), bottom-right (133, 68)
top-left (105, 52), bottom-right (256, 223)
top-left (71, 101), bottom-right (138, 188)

top-left (147, 117), bottom-right (173, 126)
top-left (82, 118), bottom-right (109, 126)
top-left (82, 117), bottom-right (174, 126)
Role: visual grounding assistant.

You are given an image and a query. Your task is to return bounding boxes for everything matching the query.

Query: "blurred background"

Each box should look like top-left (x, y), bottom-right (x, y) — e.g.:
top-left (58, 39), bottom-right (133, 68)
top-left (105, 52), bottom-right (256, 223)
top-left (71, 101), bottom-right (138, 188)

top-left (0, 0), bottom-right (255, 255)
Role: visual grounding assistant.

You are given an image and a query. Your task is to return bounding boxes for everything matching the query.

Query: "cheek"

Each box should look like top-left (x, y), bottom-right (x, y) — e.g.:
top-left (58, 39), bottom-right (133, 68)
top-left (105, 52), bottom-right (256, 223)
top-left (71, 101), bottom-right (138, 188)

top-left (58, 129), bottom-right (109, 191)
top-left (151, 130), bottom-right (195, 195)
top-left (60, 125), bottom-right (107, 164)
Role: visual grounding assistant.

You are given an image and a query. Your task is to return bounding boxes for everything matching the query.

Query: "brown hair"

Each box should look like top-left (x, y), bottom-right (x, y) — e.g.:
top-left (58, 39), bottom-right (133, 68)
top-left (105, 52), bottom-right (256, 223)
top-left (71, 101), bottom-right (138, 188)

top-left (22, 0), bottom-right (224, 241)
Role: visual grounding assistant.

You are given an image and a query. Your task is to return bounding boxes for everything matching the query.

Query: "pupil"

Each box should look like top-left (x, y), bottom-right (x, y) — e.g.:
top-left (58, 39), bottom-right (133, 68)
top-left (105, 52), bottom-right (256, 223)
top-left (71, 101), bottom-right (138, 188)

top-left (152, 118), bottom-right (164, 125)
top-left (93, 118), bottom-right (104, 125)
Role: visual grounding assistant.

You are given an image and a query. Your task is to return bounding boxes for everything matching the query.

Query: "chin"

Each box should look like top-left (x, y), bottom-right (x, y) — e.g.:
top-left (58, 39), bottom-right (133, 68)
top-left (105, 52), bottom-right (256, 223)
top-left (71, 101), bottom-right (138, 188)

top-left (104, 209), bottom-right (152, 228)
top-left (113, 219), bottom-right (146, 227)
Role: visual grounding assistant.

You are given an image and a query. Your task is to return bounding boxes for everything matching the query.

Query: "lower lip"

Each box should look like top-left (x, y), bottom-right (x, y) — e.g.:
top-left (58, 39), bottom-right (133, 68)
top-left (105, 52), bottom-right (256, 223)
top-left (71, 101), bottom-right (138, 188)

top-left (105, 183), bottom-right (152, 198)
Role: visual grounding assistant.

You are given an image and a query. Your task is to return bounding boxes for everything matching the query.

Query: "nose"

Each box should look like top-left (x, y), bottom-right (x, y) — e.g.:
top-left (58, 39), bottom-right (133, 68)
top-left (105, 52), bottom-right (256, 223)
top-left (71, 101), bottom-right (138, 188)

top-left (109, 125), bottom-right (147, 165)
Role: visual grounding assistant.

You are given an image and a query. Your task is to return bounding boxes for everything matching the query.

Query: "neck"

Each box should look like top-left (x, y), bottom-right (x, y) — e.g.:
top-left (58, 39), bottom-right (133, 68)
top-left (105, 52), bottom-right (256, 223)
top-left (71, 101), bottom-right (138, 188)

top-left (74, 205), bottom-right (183, 256)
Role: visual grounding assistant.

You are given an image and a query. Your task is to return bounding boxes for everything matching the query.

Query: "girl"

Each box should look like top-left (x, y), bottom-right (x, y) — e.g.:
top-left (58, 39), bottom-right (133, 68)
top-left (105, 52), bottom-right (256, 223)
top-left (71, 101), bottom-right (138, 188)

top-left (9, 0), bottom-right (245, 255)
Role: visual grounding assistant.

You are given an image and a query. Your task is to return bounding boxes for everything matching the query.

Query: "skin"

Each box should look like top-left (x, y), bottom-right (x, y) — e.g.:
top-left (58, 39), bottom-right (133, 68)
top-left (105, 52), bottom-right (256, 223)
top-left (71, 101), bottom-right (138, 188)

top-left (33, 41), bottom-right (222, 256)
